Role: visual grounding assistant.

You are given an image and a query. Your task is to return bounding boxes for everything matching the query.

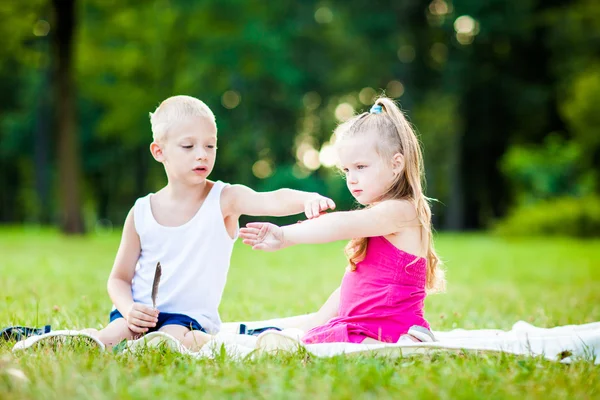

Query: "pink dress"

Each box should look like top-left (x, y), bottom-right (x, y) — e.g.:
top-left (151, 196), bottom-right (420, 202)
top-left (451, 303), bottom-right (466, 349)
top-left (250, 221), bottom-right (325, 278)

top-left (302, 236), bottom-right (429, 344)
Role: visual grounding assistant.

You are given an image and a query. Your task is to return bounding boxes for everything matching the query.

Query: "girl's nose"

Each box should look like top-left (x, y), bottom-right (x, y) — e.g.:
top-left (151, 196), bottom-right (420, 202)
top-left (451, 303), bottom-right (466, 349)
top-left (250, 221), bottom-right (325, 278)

top-left (347, 172), bottom-right (358, 184)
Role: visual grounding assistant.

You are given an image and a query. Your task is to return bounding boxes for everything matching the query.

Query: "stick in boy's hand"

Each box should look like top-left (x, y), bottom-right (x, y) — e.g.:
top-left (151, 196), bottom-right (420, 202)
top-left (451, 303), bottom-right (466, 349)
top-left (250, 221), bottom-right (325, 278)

top-left (151, 262), bottom-right (162, 309)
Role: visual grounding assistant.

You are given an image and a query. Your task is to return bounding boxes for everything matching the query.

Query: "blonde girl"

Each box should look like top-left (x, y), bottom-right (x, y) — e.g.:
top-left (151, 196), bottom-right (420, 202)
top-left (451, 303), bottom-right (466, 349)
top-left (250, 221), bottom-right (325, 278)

top-left (240, 97), bottom-right (444, 344)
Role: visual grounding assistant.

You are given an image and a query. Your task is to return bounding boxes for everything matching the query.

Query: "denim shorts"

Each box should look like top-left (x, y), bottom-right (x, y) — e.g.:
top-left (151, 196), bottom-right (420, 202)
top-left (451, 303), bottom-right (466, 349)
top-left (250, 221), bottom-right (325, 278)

top-left (109, 309), bottom-right (205, 333)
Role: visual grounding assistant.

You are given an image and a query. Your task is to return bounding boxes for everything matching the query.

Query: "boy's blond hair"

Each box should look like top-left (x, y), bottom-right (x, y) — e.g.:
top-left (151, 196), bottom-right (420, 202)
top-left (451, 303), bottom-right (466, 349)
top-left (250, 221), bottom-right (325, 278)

top-left (149, 95), bottom-right (216, 143)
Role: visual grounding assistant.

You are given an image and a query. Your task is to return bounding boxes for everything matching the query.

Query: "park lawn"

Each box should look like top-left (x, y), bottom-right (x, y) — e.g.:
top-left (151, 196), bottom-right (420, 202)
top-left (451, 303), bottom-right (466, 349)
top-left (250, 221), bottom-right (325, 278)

top-left (0, 227), bottom-right (599, 399)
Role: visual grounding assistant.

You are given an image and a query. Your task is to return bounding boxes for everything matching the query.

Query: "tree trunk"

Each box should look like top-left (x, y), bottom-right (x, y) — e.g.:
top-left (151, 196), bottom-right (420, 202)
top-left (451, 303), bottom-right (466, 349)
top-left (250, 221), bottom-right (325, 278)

top-left (34, 60), bottom-right (51, 224)
top-left (51, 0), bottom-right (84, 234)
top-left (444, 133), bottom-right (464, 230)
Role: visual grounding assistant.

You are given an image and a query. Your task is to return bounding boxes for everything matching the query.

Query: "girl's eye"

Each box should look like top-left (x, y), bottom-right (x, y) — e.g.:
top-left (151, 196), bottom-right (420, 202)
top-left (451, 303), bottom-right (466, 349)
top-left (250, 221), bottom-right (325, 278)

top-left (207, 145), bottom-right (216, 149)
top-left (182, 145), bottom-right (193, 149)
top-left (342, 168), bottom-right (349, 174)
top-left (357, 165), bottom-right (366, 169)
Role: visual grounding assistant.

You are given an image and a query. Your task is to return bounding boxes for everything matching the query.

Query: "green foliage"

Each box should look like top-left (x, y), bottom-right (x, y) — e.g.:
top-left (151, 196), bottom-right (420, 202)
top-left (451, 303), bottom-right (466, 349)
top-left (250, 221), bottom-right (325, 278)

top-left (561, 68), bottom-right (600, 159)
top-left (501, 134), bottom-right (595, 204)
top-left (494, 196), bottom-right (600, 238)
top-left (498, 133), bottom-right (599, 238)
top-left (412, 92), bottom-right (463, 228)
top-left (1, 0), bottom-right (600, 231)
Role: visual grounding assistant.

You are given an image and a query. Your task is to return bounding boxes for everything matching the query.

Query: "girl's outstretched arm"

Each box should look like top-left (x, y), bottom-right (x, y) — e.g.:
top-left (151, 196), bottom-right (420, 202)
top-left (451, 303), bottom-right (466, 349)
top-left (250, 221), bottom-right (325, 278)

top-left (240, 199), bottom-right (415, 250)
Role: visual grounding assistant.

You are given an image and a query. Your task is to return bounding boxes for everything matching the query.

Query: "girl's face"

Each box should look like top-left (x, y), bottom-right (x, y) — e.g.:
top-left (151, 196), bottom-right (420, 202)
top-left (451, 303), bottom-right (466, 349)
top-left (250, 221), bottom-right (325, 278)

top-left (337, 135), bottom-right (399, 205)
top-left (151, 116), bottom-right (218, 185)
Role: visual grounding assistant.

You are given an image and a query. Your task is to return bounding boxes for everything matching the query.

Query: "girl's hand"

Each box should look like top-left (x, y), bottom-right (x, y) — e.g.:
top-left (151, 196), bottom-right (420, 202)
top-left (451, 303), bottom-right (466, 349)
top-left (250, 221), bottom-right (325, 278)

top-left (126, 303), bottom-right (159, 334)
top-left (239, 222), bottom-right (286, 251)
top-left (304, 195), bottom-right (336, 219)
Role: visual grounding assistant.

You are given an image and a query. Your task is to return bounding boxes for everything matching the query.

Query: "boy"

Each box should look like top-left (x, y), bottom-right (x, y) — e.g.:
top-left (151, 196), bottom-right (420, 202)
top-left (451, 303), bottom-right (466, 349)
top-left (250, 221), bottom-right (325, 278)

top-left (83, 95), bottom-right (335, 351)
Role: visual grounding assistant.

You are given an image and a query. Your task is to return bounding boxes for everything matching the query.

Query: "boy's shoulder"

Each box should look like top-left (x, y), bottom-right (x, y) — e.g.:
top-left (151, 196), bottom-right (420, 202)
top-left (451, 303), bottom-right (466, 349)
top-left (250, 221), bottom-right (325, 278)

top-left (220, 181), bottom-right (251, 194)
top-left (220, 182), bottom-right (241, 203)
top-left (219, 183), bottom-right (256, 217)
top-left (130, 192), bottom-right (153, 210)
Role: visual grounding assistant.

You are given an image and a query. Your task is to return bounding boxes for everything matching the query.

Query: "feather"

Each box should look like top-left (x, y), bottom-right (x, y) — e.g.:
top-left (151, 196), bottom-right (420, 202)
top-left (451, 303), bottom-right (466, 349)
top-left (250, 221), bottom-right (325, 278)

top-left (151, 262), bottom-right (162, 309)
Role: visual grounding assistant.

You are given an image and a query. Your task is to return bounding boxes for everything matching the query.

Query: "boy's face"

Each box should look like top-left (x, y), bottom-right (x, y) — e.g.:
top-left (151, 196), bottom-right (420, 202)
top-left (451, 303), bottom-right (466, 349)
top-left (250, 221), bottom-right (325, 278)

top-left (151, 116), bottom-right (218, 185)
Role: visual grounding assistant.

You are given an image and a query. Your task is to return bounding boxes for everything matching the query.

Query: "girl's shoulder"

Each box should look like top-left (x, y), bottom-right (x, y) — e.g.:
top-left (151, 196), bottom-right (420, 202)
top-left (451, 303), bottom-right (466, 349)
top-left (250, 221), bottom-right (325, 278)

top-left (377, 198), bottom-right (418, 222)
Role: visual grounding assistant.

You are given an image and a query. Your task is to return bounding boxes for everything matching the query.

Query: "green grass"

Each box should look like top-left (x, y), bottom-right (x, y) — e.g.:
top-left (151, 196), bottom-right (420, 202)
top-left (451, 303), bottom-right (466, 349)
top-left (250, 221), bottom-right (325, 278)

top-left (1, 227), bottom-right (599, 399)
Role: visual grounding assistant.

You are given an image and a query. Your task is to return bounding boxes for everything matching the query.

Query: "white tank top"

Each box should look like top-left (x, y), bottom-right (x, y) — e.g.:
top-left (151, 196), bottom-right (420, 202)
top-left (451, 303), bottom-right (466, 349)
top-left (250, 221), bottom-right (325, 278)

top-left (130, 181), bottom-right (236, 334)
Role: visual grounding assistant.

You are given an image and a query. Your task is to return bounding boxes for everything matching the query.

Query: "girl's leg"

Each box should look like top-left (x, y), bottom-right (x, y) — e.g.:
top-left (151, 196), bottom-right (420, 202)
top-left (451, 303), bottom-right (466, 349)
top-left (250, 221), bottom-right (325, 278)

top-left (271, 287), bottom-right (341, 332)
top-left (361, 331), bottom-right (429, 345)
top-left (361, 337), bottom-right (388, 344)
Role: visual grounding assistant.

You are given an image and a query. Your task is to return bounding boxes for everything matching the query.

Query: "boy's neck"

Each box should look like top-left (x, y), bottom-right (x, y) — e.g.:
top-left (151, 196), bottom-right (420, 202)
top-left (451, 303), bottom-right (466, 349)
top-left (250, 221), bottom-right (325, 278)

top-left (163, 179), bottom-right (210, 202)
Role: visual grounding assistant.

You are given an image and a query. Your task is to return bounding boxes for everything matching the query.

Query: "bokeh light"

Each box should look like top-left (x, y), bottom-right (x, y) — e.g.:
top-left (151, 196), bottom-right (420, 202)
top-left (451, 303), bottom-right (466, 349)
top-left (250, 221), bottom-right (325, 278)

top-left (335, 102), bottom-right (354, 121)
top-left (319, 142), bottom-right (337, 167)
top-left (386, 81), bottom-right (404, 98)
top-left (315, 7), bottom-right (333, 24)
top-left (454, 16), bottom-right (480, 45)
top-left (303, 148), bottom-right (321, 170)
top-left (359, 87), bottom-right (377, 105)
top-left (303, 91), bottom-right (321, 110)
top-left (454, 15), bottom-right (476, 34)
top-left (221, 90), bottom-right (241, 109)
top-left (429, 0), bottom-right (450, 16)
top-left (252, 159), bottom-right (274, 179)
top-left (296, 141), bottom-right (314, 162)
top-left (430, 42), bottom-right (448, 64)
top-left (397, 45), bottom-right (416, 63)
top-left (33, 20), bottom-right (50, 37)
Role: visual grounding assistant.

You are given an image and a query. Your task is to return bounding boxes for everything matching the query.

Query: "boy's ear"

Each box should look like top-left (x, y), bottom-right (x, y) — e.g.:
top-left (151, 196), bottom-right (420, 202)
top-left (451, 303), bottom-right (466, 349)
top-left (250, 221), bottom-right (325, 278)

top-left (391, 153), bottom-right (405, 175)
top-left (150, 142), bottom-right (165, 162)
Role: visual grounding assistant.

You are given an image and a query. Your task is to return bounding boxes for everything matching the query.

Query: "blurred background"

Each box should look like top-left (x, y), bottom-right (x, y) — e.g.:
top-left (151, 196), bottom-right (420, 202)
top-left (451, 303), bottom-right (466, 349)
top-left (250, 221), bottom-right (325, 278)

top-left (1, 0), bottom-right (599, 236)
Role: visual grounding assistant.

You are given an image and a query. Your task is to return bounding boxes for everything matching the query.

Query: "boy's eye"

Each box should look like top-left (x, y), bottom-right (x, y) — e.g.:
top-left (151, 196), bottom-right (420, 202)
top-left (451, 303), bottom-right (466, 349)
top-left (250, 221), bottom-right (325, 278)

top-left (182, 145), bottom-right (193, 149)
top-left (207, 145), bottom-right (216, 149)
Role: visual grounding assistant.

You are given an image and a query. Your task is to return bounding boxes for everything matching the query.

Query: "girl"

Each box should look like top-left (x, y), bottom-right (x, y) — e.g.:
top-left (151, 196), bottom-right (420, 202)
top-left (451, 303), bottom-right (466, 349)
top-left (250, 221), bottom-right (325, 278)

top-left (240, 97), bottom-right (445, 345)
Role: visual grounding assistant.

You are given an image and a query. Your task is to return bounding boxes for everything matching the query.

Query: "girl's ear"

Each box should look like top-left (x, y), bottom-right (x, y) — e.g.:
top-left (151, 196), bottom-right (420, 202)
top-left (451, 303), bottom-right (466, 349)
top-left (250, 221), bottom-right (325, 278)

top-left (150, 142), bottom-right (165, 162)
top-left (391, 153), bottom-right (405, 175)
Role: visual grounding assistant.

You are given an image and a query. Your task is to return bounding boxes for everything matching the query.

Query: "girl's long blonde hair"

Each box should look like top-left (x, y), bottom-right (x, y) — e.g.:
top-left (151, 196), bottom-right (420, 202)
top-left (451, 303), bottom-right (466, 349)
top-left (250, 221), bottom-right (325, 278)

top-left (337, 96), bottom-right (445, 293)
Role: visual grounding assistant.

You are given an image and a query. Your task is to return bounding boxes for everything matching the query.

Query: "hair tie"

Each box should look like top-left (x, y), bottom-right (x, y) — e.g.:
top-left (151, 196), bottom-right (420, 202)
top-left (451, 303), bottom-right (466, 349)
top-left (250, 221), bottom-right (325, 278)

top-left (370, 104), bottom-right (383, 114)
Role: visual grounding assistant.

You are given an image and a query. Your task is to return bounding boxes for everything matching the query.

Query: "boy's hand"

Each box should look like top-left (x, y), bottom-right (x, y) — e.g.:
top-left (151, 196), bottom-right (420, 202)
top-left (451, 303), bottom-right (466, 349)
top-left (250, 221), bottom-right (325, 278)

top-left (305, 195), bottom-right (336, 219)
top-left (240, 222), bottom-right (285, 251)
top-left (126, 303), bottom-right (159, 334)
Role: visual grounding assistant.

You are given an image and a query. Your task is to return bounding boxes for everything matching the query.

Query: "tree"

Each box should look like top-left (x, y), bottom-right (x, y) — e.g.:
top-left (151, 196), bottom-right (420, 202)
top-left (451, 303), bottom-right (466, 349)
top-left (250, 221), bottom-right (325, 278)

top-left (51, 0), bottom-right (84, 233)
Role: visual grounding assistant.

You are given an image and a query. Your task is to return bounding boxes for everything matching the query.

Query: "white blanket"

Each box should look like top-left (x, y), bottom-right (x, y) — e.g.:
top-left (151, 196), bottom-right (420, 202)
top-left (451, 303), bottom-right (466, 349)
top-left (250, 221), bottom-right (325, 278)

top-left (194, 319), bottom-right (600, 363)
top-left (13, 319), bottom-right (600, 364)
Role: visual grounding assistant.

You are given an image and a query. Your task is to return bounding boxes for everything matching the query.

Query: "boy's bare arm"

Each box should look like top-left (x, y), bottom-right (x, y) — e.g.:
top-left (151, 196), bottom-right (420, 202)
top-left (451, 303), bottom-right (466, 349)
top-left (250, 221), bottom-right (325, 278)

top-left (107, 208), bottom-right (157, 333)
top-left (222, 184), bottom-right (335, 219)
